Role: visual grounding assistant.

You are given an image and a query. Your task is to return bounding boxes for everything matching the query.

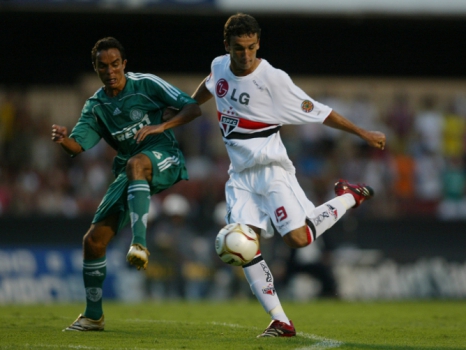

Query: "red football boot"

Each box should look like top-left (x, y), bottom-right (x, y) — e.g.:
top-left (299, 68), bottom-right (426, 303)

top-left (257, 320), bottom-right (296, 338)
top-left (334, 179), bottom-right (374, 208)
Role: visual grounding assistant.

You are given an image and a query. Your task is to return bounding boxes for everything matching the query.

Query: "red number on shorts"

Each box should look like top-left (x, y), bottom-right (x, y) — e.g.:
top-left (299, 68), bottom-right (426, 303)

top-left (275, 206), bottom-right (288, 222)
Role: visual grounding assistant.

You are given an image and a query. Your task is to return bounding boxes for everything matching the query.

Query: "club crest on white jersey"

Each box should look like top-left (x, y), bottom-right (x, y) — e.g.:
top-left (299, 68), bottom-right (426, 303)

top-left (220, 114), bottom-right (239, 136)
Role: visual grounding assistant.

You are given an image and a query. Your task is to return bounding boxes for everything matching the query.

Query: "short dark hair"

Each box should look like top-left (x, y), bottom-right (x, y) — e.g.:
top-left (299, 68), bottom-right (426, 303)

top-left (224, 13), bottom-right (261, 44)
top-left (91, 37), bottom-right (126, 65)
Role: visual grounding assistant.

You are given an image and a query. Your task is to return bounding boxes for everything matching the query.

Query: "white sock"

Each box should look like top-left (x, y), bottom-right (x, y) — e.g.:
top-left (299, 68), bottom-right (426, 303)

top-left (242, 255), bottom-right (290, 324)
top-left (338, 193), bottom-right (356, 210)
top-left (310, 197), bottom-right (349, 239)
top-left (269, 305), bottom-right (290, 325)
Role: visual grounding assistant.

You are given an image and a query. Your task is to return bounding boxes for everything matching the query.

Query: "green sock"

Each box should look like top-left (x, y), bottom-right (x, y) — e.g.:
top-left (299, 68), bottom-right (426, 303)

top-left (83, 257), bottom-right (106, 320)
top-left (128, 180), bottom-right (151, 247)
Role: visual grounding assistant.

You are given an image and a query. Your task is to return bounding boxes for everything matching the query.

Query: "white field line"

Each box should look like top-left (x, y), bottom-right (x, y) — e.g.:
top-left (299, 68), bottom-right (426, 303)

top-left (295, 332), bottom-right (343, 349)
top-left (135, 319), bottom-right (343, 349)
top-left (8, 319), bottom-right (343, 350)
top-left (209, 321), bottom-right (342, 349)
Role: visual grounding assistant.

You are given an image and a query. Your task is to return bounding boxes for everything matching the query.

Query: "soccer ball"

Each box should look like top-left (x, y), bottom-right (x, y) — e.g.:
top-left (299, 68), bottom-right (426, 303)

top-left (215, 223), bottom-right (259, 266)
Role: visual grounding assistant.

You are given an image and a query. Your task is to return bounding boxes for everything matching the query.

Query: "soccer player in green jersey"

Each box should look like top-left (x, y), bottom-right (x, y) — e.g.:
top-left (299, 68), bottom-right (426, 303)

top-left (51, 37), bottom-right (201, 331)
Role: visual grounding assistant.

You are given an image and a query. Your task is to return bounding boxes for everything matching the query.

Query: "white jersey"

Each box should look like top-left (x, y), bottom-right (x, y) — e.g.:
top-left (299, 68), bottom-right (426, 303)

top-left (205, 55), bottom-right (332, 173)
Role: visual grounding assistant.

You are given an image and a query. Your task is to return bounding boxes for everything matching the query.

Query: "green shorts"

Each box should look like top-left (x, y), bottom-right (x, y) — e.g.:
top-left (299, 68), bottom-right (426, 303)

top-left (92, 149), bottom-right (188, 232)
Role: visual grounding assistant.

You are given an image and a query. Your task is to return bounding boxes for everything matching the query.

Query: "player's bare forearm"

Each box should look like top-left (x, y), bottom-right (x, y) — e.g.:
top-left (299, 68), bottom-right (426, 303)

top-left (163, 78), bottom-right (211, 124)
top-left (192, 78), bottom-right (213, 105)
top-left (323, 110), bottom-right (386, 150)
top-left (162, 79), bottom-right (212, 123)
top-left (163, 103), bottom-right (201, 129)
top-left (51, 124), bottom-right (83, 156)
top-left (134, 103), bottom-right (201, 143)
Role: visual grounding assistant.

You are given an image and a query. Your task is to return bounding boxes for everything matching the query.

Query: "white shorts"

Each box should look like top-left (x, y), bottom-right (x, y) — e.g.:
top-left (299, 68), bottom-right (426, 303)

top-left (225, 163), bottom-right (315, 238)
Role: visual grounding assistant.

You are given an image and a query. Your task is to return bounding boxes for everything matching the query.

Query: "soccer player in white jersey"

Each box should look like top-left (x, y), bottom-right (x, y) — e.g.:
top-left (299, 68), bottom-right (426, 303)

top-left (52, 37), bottom-right (201, 331)
top-left (186, 13), bottom-right (386, 337)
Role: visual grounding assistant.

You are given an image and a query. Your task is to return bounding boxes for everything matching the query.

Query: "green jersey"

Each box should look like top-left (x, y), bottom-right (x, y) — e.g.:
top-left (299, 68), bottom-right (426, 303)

top-left (70, 72), bottom-right (197, 175)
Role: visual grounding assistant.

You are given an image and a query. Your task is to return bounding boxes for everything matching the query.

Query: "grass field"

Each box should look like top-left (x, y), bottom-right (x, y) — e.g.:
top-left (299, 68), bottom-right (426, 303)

top-left (1, 300), bottom-right (465, 350)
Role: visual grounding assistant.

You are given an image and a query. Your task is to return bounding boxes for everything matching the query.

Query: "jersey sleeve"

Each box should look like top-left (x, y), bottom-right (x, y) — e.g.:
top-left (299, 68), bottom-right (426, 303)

top-left (205, 72), bottom-right (214, 95)
top-left (145, 75), bottom-right (197, 109)
top-left (69, 101), bottom-right (103, 151)
top-left (269, 69), bottom-right (332, 125)
top-left (204, 56), bottom-right (224, 95)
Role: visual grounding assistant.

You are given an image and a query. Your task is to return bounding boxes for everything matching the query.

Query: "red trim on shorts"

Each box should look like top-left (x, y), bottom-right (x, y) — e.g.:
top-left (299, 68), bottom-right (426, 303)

top-left (306, 226), bottom-right (313, 245)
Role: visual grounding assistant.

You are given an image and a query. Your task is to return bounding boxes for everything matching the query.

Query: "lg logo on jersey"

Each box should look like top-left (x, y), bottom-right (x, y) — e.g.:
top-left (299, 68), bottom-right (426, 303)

top-left (216, 79), bottom-right (250, 105)
top-left (231, 89), bottom-right (250, 105)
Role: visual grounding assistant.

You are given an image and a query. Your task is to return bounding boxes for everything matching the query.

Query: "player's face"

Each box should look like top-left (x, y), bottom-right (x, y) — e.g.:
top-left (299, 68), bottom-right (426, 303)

top-left (225, 33), bottom-right (260, 76)
top-left (94, 48), bottom-right (127, 97)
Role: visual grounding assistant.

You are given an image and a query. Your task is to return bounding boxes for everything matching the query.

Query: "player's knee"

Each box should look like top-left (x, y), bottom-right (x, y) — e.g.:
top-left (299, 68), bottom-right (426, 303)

top-left (83, 230), bottom-right (99, 249)
top-left (283, 228), bottom-right (310, 248)
top-left (83, 229), bottom-right (106, 258)
top-left (126, 154), bottom-right (152, 181)
top-left (125, 156), bottom-right (143, 176)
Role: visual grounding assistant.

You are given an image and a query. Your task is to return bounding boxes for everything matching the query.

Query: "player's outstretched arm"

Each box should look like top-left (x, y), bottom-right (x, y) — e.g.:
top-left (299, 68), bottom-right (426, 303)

top-left (322, 110), bottom-right (386, 150)
top-left (134, 103), bottom-right (201, 143)
top-left (162, 77), bottom-right (213, 122)
top-left (192, 78), bottom-right (214, 105)
top-left (162, 78), bottom-right (213, 125)
top-left (51, 124), bottom-right (84, 156)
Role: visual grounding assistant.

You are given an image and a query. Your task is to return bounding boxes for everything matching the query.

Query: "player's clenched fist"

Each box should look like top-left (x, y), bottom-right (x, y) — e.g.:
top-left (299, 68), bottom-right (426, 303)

top-left (51, 124), bottom-right (68, 143)
top-left (365, 130), bottom-right (386, 150)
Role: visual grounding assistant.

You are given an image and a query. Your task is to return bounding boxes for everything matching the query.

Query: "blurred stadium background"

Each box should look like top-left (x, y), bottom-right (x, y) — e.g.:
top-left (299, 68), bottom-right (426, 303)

top-left (1, 0), bottom-right (466, 304)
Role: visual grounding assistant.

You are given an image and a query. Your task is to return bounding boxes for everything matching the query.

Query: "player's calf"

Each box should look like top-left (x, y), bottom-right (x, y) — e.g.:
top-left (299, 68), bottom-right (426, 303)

top-left (283, 224), bottom-right (315, 248)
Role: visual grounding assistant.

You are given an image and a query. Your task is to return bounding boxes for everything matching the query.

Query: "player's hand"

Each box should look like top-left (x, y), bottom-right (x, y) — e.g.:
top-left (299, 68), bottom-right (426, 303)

top-left (364, 131), bottom-right (386, 150)
top-left (51, 124), bottom-right (68, 143)
top-left (162, 107), bottom-right (178, 122)
top-left (134, 125), bottom-right (166, 143)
